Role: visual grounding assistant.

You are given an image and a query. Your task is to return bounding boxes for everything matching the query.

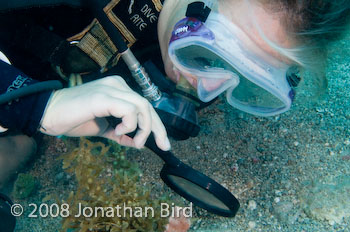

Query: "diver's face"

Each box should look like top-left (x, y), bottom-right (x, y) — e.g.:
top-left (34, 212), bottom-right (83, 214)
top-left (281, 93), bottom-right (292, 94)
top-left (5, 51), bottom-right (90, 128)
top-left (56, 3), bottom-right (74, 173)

top-left (158, 0), bottom-right (295, 85)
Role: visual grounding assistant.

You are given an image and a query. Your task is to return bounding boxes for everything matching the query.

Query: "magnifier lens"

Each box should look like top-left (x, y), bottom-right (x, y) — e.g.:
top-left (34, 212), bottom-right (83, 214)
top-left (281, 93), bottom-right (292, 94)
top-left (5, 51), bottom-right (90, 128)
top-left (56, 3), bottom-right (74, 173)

top-left (167, 175), bottom-right (231, 212)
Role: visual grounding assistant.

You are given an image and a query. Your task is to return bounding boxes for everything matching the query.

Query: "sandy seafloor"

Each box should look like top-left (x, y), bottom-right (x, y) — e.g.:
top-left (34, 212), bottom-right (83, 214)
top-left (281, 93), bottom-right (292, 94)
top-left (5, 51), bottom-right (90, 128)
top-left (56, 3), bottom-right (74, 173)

top-left (9, 32), bottom-right (350, 232)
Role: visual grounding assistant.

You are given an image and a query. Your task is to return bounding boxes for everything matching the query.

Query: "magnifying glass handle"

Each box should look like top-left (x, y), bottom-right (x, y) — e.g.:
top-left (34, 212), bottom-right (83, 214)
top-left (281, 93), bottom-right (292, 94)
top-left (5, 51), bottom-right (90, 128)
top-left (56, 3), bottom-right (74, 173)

top-left (106, 117), bottom-right (181, 165)
top-left (144, 135), bottom-right (182, 166)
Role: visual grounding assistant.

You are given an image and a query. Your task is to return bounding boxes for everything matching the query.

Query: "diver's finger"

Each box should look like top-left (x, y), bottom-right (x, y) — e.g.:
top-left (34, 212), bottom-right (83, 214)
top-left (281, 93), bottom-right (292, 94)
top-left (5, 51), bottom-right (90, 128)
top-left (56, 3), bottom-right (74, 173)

top-left (103, 131), bottom-right (136, 148)
top-left (97, 97), bottom-right (138, 136)
top-left (101, 122), bottom-right (136, 148)
top-left (149, 105), bottom-right (171, 151)
top-left (99, 75), bottom-right (131, 90)
top-left (116, 134), bottom-right (135, 147)
top-left (133, 104), bottom-right (152, 149)
top-left (115, 112), bottom-right (138, 136)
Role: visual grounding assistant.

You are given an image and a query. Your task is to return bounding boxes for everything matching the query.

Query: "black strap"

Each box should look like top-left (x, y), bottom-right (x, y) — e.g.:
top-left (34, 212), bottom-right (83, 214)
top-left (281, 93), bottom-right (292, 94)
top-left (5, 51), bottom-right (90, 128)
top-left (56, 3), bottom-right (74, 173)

top-left (185, 1), bottom-right (211, 22)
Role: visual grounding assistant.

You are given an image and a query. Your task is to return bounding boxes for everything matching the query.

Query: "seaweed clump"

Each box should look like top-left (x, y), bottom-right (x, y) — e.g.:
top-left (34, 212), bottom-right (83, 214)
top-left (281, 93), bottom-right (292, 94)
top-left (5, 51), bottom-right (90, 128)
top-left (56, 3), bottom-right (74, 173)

top-left (13, 173), bottom-right (37, 199)
top-left (59, 138), bottom-right (169, 232)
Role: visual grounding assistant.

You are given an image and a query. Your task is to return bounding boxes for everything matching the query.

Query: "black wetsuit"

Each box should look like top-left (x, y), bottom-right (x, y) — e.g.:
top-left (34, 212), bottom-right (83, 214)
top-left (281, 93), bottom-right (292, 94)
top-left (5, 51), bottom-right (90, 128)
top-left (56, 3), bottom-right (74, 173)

top-left (0, 0), bottom-right (165, 136)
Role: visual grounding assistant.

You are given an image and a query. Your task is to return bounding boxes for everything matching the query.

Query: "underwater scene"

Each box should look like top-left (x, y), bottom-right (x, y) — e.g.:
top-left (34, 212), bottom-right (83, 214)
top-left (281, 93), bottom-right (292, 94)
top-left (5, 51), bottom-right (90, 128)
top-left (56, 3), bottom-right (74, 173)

top-left (5, 30), bottom-right (350, 232)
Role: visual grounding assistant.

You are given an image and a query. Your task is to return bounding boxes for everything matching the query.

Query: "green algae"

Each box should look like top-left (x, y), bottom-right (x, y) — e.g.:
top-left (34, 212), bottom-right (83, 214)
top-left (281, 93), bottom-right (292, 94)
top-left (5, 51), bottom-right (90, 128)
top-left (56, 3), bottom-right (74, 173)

top-left (58, 138), bottom-right (170, 232)
top-left (13, 173), bottom-right (37, 199)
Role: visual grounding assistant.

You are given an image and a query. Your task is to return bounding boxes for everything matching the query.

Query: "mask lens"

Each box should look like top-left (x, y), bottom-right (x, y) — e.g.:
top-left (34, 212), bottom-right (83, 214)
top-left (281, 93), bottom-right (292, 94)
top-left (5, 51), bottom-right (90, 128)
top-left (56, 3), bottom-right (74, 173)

top-left (227, 72), bottom-right (285, 110)
top-left (174, 44), bottom-right (230, 71)
top-left (172, 44), bottom-right (287, 112)
top-left (173, 45), bottom-right (239, 101)
top-left (197, 75), bottom-right (237, 102)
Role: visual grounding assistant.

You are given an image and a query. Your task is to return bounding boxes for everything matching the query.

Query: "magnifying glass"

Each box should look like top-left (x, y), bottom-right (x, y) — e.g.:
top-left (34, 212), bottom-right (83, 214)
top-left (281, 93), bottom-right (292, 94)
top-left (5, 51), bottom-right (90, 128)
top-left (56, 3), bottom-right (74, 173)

top-left (144, 133), bottom-right (240, 217)
top-left (107, 117), bottom-right (240, 217)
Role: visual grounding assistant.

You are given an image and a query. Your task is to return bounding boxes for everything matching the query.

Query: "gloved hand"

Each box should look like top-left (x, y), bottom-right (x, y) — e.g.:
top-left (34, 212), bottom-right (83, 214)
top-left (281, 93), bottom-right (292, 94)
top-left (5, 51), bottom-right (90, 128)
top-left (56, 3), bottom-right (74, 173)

top-left (40, 76), bottom-right (171, 151)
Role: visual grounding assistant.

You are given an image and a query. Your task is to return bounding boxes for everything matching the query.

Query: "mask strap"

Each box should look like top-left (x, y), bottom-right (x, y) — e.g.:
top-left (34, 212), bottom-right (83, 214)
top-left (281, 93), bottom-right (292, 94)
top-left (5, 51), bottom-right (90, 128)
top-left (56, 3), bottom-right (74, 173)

top-left (185, 1), bottom-right (211, 22)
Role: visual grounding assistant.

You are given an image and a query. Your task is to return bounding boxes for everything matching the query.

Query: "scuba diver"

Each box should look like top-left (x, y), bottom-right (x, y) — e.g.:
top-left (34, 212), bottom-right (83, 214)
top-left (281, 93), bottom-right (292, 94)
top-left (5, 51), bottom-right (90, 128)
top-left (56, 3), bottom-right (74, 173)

top-left (0, 0), bottom-right (349, 231)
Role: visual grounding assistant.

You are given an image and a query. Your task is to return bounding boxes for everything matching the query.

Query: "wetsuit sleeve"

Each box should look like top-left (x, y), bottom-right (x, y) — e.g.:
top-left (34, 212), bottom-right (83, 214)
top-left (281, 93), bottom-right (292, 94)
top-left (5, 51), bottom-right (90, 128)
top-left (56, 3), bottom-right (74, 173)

top-left (0, 60), bottom-right (52, 136)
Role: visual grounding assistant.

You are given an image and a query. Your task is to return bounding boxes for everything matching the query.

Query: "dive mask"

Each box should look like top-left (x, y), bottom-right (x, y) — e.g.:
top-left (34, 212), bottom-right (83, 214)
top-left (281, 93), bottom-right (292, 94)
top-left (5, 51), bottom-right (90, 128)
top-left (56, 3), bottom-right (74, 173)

top-left (168, 2), bottom-right (298, 116)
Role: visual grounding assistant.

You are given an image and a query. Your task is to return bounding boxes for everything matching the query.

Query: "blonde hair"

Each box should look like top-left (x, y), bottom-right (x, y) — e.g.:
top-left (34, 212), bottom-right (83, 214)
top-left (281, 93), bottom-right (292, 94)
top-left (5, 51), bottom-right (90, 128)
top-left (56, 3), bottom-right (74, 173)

top-left (254, 0), bottom-right (350, 98)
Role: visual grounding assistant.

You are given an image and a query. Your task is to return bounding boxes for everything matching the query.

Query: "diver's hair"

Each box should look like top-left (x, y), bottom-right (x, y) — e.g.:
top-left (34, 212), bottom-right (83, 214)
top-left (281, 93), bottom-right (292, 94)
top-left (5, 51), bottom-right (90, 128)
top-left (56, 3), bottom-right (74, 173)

top-left (255, 0), bottom-right (350, 97)
top-left (278, 0), bottom-right (350, 42)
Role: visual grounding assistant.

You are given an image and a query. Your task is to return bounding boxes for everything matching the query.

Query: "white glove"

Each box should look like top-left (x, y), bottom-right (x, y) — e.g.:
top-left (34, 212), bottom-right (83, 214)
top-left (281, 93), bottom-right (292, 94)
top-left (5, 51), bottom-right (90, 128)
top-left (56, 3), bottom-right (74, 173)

top-left (40, 76), bottom-right (171, 151)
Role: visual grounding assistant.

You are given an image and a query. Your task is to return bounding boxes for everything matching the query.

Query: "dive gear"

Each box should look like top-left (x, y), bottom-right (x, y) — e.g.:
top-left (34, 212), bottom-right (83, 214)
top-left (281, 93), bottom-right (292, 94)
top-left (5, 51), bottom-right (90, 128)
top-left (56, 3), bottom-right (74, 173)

top-left (0, 80), bottom-right (62, 105)
top-left (89, 0), bottom-right (200, 140)
top-left (143, 61), bottom-right (200, 139)
top-left (0, 36), bottom-right (63, 106)
top-left (121, 49), bottom-right (162, 102)
top-left (169, 1), bottom-right (298, 116)
top-left (0, 193), bottom-right (16, 232)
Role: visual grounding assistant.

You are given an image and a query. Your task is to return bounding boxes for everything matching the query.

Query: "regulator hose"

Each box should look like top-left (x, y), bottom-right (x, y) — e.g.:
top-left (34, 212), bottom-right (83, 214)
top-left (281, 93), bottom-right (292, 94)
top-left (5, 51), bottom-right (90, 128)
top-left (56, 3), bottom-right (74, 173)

top-left (0, 80), bottom-right (63, 105)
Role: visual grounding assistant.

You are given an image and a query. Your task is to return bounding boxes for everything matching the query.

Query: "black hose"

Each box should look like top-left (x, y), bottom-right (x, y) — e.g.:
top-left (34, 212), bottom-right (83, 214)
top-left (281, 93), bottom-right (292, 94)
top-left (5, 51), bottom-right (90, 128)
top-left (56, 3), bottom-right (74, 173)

top-left (0, 80), bottom-right (63, 105)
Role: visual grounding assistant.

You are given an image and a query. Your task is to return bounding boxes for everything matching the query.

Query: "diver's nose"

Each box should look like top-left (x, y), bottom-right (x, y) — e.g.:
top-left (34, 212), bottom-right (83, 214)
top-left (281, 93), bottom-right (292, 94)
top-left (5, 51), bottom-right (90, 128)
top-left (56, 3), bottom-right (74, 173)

top-left (180, 73), bottom-right (198, 89)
